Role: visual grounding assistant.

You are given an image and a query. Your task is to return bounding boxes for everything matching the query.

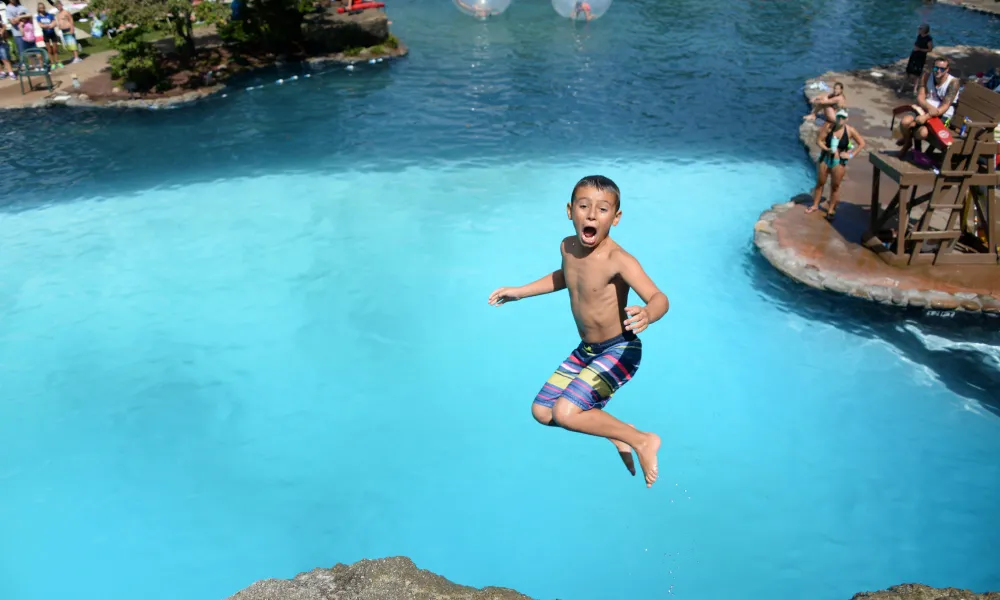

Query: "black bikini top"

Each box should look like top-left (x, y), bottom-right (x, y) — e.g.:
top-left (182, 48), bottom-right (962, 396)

top-left (825, 125), bottom-right (851, 152)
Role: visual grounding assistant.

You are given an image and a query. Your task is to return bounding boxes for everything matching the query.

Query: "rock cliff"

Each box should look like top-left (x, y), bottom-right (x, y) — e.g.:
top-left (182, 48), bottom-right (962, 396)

top-left (851, 584), bottom-right (1000, 600)
top-left (227, 556), bottom-right (999, 600)
top-left (227, 556), bottom-right (532, 600)
top-left (303, 4), bottom-right (392, 53)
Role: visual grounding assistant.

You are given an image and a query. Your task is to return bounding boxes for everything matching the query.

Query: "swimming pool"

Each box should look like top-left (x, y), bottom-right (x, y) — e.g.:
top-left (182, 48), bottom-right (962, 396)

top-left (1, 1), bottom-right (999, 599)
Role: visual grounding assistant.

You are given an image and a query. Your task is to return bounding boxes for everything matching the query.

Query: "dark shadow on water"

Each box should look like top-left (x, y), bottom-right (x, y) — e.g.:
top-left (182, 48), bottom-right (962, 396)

top-left (745, 250), bottom-right (1000, 416)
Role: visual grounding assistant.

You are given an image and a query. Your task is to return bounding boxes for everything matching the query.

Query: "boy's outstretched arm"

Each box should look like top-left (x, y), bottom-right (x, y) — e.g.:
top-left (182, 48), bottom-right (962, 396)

top-left (488, 269), bottom-right (566, 306)
top-left (618, 252), bottom-right (668, 334)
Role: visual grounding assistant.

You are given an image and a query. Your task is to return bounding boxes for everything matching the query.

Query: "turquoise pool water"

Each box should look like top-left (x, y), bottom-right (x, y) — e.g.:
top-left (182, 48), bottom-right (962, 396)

top-left (2, 1), bottom-right (999, 599)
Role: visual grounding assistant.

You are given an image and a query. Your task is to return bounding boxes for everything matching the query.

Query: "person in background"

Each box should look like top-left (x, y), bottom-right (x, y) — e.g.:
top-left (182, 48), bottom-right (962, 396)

top-left (899, 24), bottom-right (933, 95)
top-left (54, 0), bottom-right (79, 63)
top-left (0, 20), bottom-right (15, 78)
top-left (806, 109), bottom-right (866, 221)
top-left (804, 82), bottom-right (847, 123)
top-left (37, 2), bottom-right (60, 67)
top-left (896, 56), bottom-right (960, 157)
top-left (18, 7), bottom-right (36, 58)
top-left (5, 0), bottom-right (30, 59)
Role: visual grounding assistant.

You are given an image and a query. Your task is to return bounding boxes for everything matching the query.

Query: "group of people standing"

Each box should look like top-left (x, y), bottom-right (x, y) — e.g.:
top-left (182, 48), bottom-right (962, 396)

top-left (1, 0), bottom-right (81, 80)
top-left (802, 23), bottom-right (955, 222)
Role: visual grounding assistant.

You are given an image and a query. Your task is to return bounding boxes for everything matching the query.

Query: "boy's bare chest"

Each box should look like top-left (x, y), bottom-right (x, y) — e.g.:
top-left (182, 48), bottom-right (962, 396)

top-left (562, 255), bottom-right (615, 295)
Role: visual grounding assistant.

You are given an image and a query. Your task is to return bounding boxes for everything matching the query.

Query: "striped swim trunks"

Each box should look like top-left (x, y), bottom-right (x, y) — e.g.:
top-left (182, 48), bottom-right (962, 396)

top-left (533, 333), bottom-right (642, 411)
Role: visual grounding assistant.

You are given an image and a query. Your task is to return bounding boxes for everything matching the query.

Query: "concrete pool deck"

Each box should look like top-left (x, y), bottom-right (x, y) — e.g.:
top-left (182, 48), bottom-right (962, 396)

top-left (0, 50), bottom-right (115, 109)
top-left (0, 8), bottom-right (404, 111)
top-left (939, 0), bottom-right (1000, 17)
top-left (754, 46), bottom-right (1000, 313)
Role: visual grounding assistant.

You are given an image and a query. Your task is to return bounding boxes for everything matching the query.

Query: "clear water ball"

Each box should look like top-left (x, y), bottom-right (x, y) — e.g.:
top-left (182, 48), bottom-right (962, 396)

top-left (552, 0), bottom-right (611, 21)
top-left (453, 0), bottom-right (511, 19)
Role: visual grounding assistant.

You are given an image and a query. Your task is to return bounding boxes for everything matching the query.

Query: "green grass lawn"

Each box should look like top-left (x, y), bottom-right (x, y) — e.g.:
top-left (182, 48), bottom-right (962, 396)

top-left (45, 20), bottom-right (173, 64)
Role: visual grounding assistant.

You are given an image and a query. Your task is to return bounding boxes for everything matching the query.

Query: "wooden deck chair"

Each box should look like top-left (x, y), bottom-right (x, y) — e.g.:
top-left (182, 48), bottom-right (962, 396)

top-left (17, 47), bottom-right (53, 95)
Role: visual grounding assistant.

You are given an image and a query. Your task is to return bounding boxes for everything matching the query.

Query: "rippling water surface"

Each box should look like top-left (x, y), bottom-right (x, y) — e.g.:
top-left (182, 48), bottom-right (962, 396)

top-left (1, 1), bottom-right (999, 600)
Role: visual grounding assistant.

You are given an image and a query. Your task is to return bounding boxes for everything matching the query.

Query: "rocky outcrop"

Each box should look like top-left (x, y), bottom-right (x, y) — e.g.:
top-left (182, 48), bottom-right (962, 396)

top-left (227, 556), bottom-right (532, 600)
top-left (227, 556), bottom-right (1000, 600)
top-left (303, 5), bottom-right (390, 54)
top-left (851, 583), bottom-right (1000, 600)
top-left (937, 0), bottom-right (1000, 17)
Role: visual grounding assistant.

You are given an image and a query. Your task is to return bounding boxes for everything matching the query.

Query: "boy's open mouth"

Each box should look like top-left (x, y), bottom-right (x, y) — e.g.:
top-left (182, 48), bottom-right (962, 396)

top-left (581, 226), bottom-right (598, 243)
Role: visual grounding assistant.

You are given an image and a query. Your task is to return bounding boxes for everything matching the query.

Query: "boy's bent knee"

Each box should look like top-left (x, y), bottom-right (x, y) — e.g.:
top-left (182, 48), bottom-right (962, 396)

top-left (531, 402), bottom-right (555, 426)
top-left (551, 397), bottom-right (584, 426)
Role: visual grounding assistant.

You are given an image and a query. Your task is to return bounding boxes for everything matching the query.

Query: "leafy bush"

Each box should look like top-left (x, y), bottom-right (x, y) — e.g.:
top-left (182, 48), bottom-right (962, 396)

top-left (224, 0), bottom-right (312, 54)
top-left (107, 27), bottom-right (163, 92)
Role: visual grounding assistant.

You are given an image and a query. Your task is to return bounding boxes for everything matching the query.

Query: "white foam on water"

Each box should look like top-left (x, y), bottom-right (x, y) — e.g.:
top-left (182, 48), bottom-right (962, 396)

top-left (902, 323), bottom-right (1000, 373)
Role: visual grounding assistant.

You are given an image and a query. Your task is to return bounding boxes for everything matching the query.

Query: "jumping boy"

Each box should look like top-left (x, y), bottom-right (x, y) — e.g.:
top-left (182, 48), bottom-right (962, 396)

top-left (488, 175), bottom-right (667, 488)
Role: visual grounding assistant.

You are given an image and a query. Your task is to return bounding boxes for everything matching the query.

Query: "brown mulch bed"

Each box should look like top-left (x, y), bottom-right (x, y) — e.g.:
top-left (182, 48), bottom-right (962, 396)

top-left (75, 46), bottom-right (293, 102)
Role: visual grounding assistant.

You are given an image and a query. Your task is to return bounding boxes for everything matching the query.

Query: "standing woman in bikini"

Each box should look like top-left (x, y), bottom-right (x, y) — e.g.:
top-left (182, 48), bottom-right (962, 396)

top-left (806, 108), bottom-right (866, 220)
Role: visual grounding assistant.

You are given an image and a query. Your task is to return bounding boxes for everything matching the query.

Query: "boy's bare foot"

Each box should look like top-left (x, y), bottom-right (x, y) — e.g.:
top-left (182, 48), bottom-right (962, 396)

top-left (633, 433), bottom-right (661, 488)
top-left (609, 424), bottom-right (638, 476)
top-left (803, 113), bottom-right (816, 121)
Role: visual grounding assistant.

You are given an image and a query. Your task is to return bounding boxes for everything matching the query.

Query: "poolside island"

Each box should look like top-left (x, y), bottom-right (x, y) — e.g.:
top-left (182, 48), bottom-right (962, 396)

top-left (0, 0), bottom-right (406, 111)
top-left (754, 45), bottom-right (1000, 313)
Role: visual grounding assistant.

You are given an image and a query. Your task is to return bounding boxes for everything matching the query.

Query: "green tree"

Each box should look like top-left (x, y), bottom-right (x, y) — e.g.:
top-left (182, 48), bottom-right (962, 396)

top-left (89, 0), bottom-right (198, 60)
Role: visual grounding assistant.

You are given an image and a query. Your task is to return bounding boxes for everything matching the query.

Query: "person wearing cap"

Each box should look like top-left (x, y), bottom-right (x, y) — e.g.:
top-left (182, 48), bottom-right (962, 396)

top-left (806, 108), bottom-right (866, 221)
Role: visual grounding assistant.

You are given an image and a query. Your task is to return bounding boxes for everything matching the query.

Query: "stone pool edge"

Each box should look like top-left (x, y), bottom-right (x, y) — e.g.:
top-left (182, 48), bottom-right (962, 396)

top-left (224, 555), bottom-right (1000, 599)
top-left (9, 46), bottom-right (409, 112)
top-left (754, 202), bottom-right (999, 312)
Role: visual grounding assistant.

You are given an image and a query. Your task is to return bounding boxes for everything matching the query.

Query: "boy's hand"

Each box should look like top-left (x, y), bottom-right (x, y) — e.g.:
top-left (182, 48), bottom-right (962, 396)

top-left (624, 306), bottom-right (649, 333)
top-left (488, 287), bottom-right (521, 306)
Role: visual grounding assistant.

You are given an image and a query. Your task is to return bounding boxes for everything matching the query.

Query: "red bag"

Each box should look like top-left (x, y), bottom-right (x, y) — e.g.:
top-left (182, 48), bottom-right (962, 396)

top-left (927, 117), bottom-right (953, 146)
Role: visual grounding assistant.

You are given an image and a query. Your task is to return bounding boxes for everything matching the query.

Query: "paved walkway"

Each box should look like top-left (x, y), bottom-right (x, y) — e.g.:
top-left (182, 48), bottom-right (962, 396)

top-left (0, 49), bottom-right (114, 108)
top-left (0, 25), bottom-right (222, 109)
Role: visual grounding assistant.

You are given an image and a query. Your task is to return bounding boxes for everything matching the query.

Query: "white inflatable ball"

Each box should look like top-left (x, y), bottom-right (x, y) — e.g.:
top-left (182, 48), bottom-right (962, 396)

top-left (551, 0), bottom-right (612, 21)
top-left (453, 0), bottom-right (511, 19)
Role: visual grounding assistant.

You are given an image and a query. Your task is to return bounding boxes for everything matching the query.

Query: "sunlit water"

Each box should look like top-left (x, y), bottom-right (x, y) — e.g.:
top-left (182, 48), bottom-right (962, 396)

top-left (2, 2), bottom-right (999, 600)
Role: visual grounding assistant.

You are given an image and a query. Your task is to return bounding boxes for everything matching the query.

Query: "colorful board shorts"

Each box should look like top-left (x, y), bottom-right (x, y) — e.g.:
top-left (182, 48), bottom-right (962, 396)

top-left (533, 333), bottom-right (642, 411)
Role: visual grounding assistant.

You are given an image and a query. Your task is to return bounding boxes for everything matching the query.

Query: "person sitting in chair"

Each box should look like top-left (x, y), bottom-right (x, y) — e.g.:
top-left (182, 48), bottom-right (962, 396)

top-left (896, 56), bottom-right (960, 157)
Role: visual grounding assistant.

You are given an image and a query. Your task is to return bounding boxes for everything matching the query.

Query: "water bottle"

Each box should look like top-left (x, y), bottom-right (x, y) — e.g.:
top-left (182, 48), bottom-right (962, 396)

top-left (71, 73), bottom-right (80, 89)
top-left (959, 116), bottom-right (970, 137)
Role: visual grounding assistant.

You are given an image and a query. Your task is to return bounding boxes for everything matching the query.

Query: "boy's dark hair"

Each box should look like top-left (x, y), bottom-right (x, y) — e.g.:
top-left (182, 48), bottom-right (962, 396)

top-left (571, 175), bottom-right (621, 208)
